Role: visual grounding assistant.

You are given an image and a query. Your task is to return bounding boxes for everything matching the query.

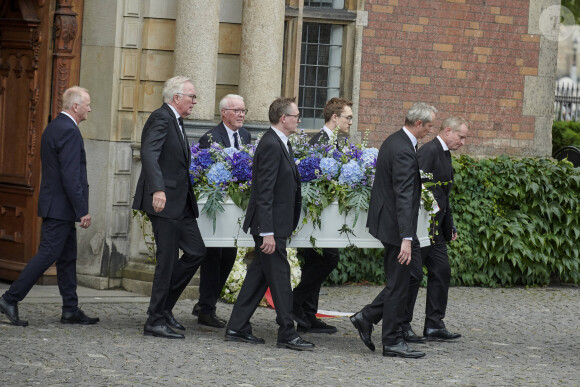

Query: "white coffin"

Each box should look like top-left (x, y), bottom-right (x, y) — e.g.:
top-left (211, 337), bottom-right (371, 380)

top-left (197, 200), bottom-right (430, 248)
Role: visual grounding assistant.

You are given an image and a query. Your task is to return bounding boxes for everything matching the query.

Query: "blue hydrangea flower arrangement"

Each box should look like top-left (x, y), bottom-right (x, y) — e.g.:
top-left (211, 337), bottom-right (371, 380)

top-left (189, 128), bottom-right (379, 232)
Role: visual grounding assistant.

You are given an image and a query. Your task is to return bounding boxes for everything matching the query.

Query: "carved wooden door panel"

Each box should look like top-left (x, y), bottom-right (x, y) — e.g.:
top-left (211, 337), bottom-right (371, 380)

top-left (0, 0), bottom-right (83, 282)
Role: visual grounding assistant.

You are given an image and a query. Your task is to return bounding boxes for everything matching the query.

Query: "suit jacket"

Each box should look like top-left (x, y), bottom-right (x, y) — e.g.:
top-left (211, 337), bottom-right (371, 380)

top-left (132, 103), bottom-right (198, 219)
top-left (417, 137), bottom-right (455, 241)
top-left (37, 113), bottom-right (89, 222)
top-left (308, 130), bottom-right (330, 146)
top-left (242, 128), bottom-right (301, 237)
top-left (198, 122), bottom-right (251, 149)
top-left (367, 128), bottom-right (421, 246)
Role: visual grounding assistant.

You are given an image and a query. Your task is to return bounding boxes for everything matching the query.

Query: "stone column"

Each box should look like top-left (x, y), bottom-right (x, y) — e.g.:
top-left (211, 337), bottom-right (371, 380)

top-left (174, 0), bottom-right (220, 120)
top-left (238, 0), bottom-right (285, 122)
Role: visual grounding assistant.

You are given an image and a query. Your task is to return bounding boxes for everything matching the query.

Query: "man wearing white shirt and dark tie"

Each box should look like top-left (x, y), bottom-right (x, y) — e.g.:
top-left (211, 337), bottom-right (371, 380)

top-left (351, 103), bottom-right (437, 358)
top-left (292, 98), bottom-right (353, 334)
top-left (226, 97), bottom-right (314, 351)
top-left (195, 94), bottom-right (252, 328)
top-left (403, 116), bottom-right (468, 342)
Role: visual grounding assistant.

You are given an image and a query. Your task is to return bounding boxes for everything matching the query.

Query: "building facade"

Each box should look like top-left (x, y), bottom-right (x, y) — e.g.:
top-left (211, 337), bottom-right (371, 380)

top-left (0, 0), bottom-right (559, 290)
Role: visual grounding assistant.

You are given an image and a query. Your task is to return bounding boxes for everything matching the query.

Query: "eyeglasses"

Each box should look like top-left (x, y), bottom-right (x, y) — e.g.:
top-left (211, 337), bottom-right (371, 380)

top-left (178, 93), bottom-right (197, 100)
top-left (285, 113), bottom-right (301, 120)
top-left (223, 108), bottom-right (248, 115)
top-left (339, 115), bottom-right (353, 121)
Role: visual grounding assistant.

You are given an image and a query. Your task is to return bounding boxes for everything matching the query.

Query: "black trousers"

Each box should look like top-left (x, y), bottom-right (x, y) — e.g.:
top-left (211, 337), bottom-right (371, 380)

top-left (362, 242), bottom-right (411, 346)
top-left (293, 248), bottom-right (339, 316)
top-left (198, 247), bottom-right (237, 314)
top-left (2, 218), bottom-right (78, 313)
top-left (147, 206), bottom-right (206, 326)
top-left (227, 236), bottom-right (297, 341)
top-left (404, 233), bottom-right (450, 330)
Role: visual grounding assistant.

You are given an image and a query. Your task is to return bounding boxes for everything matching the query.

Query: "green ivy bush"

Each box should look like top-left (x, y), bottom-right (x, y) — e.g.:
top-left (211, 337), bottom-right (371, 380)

top-left (324, 156), bottom-right (580, 287)
top-left (552, 121), bottom-right (580, 154)
top-left (450, 155), bottom-right (579, 286)
top-left (326, 247), bottom-right (385, 285)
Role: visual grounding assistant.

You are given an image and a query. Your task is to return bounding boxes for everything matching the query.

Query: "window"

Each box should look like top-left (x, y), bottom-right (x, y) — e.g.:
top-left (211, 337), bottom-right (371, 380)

top-left (304, 0), bottom-right (344, 8)
top-left (283, 1), bottom-right (359, 130)
top-left (299, 23), bottom-right (343, 129)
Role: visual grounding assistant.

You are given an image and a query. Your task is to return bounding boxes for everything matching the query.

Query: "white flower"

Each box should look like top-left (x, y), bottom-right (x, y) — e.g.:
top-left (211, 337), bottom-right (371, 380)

top-left (221, 247), bottom-right (302, 304)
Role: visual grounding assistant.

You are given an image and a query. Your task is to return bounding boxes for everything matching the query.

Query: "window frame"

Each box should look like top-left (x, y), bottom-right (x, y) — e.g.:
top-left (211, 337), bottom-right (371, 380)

top-left (282, 1), bottom-right (361, 131)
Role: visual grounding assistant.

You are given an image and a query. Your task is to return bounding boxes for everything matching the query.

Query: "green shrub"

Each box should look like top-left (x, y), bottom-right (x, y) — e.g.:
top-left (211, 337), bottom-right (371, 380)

top-left (449, 155), bottom-right (580, 286)
top-left (328, 247), bottom-right (385, 285)
top-left (324, 156), bottom-right (580, 287)
top-left (552, 121), bottom-right (580, 154)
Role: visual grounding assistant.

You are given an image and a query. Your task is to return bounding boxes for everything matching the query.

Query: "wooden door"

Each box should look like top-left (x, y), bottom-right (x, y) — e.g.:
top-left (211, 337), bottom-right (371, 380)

top-left (0, 0), bottom-right (83, 282)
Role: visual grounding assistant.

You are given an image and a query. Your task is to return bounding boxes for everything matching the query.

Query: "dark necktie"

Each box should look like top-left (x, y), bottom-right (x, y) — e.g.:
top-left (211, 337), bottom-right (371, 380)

top-left (415, 143), bottom-right (418, 152)
top-left (287, 141), bottom-right (294, 159)
top-left (445, 150), bottom-right (453, 183)
top-left (233, 132), bottom-right (240, 149)
top-left (178, 117), bottom-right (185, 139)
top-left (444, 150), bottom-right (451, 161)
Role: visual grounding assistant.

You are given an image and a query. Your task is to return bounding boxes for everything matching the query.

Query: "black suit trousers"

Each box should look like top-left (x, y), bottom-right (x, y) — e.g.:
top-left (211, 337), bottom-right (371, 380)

top-left (293, 248), bottom-right (339, 316)
top-left (362, 242), bottom-right (411, 346)
top-left (198, 247), bottom-right (237, 314)
top-left (227, 236), bottom-right (297, 341)
top-left (404, 233), bottom-right (450, 330)
top-left (3, 218), bottom-right (78, 313)
top-left (402, 238), bottom-right (423, 329)
top-left (147, 206), bottom-right (206, 326)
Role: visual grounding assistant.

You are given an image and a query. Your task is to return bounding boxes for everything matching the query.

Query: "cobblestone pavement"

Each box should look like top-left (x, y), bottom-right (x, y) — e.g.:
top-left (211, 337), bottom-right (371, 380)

top-left (0, 282), bottom-right (578, 386)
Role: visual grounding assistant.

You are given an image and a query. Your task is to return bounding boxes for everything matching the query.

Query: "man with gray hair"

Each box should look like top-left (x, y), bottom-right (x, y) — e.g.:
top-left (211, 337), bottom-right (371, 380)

top-left (0, 86), bottom-right (99, 326)
top-left (403, 116), bottom-right (468, 342)
top-left (350, 103), bottom-right (437, 358)
top-left (193, 94), bottom-right (251, 328)
top-left (133, 76), bottom-right (206, 339)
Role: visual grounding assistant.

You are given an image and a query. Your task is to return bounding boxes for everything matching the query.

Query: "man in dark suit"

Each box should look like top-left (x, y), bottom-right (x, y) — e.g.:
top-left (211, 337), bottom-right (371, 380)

top-left (133, 76), bottom-right (206, 339)
top-left (193, 94), bottom-right (251, 328)
top-left (225, 97), bottom-right (314, 351)
top-left (403, 116), bottom-right (468, 342)
top-left (0, 86), bottom-right (99, 326)
top-left (350, 103), bottom-right (437, 358)
top-left (292, 97), bottom-right (353, 334)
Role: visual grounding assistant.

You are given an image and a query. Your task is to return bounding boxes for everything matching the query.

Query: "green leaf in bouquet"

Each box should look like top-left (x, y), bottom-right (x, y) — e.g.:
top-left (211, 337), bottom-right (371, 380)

top-left (341, 185), bottom-right (371, 227)
top-left (199, 187), bottom-right (226, 233)
top-left (228, 184), bottom-right (251, 211)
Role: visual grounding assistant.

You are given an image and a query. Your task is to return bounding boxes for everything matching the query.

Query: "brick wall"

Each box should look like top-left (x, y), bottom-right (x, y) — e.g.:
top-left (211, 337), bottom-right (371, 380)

top-left (359, 0), bottom-right (548, 156)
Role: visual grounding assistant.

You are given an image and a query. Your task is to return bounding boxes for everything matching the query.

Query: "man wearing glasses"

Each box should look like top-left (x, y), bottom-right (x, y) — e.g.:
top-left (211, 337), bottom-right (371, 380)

top-left (133, 76), bottom-right (206, 339)
top-left (226, 97), bottom-right (315, 351)
top-left (193, 94), bottom-right (252, 328)
top-left (292, 97), bottom-right (353, 334)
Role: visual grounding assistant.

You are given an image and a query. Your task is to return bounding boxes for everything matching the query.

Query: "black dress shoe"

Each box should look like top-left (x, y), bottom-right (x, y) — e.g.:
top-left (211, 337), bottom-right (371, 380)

top-left (298, 315), bottom-right (337, 334)
top-left (402, 328), bottom-right (426, 343)
top-left (424, 327), bottom-right (461, 341)
top-left (144, 323), bottom-right (184, 339)
top-left (276, 336), bottom-right (315, 351)
top-left (224, 329), bottom-right (265, 344)
top-left (198, 313), bottom-right (226, 328)
top-left (61, 309), bottom-right (99, 325)
top-left (383, 342), bottom-right (426, 358)
top-left (165, 312), bottom-right (185, 330)
top-left (192, 302), bottom-right (201, 316)
top-left (0, 296), bottom-right (28, 326)
top-left (350, 311), bottom-right (375, 351)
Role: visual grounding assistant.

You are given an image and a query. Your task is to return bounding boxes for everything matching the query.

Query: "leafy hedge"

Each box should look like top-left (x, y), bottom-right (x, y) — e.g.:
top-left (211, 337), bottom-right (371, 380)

top-left (324, 156), bottom-right (580, 287)
top-left (325, 247), bottom-right (384, 285)
top-left (552, 121), bottom-right (580, 154)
